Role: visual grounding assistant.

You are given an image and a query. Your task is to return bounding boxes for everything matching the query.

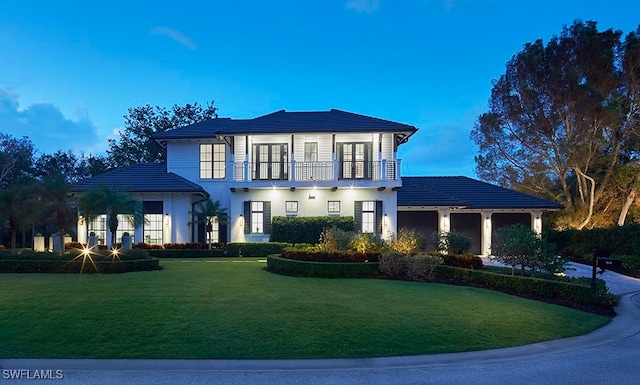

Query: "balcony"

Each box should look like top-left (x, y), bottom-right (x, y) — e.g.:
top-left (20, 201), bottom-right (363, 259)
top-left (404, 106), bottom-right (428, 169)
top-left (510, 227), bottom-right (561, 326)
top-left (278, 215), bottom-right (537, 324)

top-left (230, 160), bottom-right (401, 189)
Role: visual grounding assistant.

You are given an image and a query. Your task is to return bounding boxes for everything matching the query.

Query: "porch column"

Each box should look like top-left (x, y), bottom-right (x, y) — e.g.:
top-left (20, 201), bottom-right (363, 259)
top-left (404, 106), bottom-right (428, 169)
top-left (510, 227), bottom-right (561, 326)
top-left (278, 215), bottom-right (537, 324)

top-left (438, 209), bottom-right (451, 235)
top-left (531, 211), bottom-right (543, 236)
top-left (481, 211), bottom-right (493, 256)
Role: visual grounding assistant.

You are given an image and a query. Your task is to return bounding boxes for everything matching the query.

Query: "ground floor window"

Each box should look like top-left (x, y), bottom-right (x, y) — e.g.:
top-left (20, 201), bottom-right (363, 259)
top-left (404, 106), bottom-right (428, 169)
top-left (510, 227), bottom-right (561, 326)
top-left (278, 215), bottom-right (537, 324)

top-left (355, 200), bottom-right (382, 234)
top-left (143, 201), bottom-right (164, 245)
top-left (87, 215), bottom-right (106, 245)
top-left (144, 214), bottom-right (163, 245)
top-left (208, 217), bottom-right (219, 244)
top-left (244, 201), bottom-right (272, 234)
top-left (116, 214), bottom-right (135, 244)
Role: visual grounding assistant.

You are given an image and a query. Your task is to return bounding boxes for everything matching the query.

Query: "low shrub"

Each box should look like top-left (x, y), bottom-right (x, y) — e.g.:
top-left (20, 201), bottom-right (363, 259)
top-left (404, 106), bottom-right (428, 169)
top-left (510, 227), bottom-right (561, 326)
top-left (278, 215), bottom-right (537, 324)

top-left (387, 228), bottom-right (425, 255)
top-left (441, 253), bottom-right (483, 270)
top-left (350, 233), bottom-right (386, 253)
top-left (225, 242), bottom-right (292, 257)
top-left (379, 251), bottom-right (407, 278)
top-left (317, 226), bottom-right (354, 252)
top-left (432, 231), bottom-right (473, 254)
top-left (613, 255), bottom-right (640, 271)
top-left (281, 250), bottom-right (379, 263)
top-left (266, 255), bottom-right (379, 278)
top-left (379, 251), bottom-right (442, 281)
top-left (133, 243), bottom-right (164, 250)
top-left (405, 253), bottom-right (442, 282)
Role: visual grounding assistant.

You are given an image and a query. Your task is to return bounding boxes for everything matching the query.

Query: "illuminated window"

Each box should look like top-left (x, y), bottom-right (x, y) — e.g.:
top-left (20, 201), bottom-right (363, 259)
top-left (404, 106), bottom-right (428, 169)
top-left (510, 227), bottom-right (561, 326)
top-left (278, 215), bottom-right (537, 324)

top-left (285, 201), bottom-right (298, 215)
top-left (87, 215), bottom-right (106, 245)
top-left (251, 201), bottom-right (264, 234)
top-left (361, 201), bottom-right (375, 233)
top-left (200, 143), bottom-right (226, 179)
top-left (116, 214), bottom-right (135, 244)
top-left (328, 201), bottom-right (341, 215)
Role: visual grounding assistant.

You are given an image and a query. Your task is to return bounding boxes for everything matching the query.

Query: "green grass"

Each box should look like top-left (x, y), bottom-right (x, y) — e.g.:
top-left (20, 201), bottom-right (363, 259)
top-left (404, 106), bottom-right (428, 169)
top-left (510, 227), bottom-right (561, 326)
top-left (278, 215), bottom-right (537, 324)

top-left (0, 258), bottom-right (610, 359)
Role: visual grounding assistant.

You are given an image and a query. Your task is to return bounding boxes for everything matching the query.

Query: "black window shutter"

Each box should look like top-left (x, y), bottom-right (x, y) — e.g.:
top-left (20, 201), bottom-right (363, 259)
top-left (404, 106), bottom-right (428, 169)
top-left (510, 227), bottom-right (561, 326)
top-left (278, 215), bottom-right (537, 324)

top-left (376, 200), bottom-right (383, 234)
top-left (337, 144), bottom-right (344, 179)
top-left (264, 201), bottom-right (272, 234)
top-left (243, 201), bottom-right (251, 234)
top-left (219, 224), bottom-right (227, 244)
top-left (354, 201), bottom-right (362, 233)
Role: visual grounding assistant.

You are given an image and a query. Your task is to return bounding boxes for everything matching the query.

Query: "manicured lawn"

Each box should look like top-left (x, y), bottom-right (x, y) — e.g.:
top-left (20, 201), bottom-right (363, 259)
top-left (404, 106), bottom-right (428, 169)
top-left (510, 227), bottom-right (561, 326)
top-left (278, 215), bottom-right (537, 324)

top-left (0, 258), bottom-right (610, 359)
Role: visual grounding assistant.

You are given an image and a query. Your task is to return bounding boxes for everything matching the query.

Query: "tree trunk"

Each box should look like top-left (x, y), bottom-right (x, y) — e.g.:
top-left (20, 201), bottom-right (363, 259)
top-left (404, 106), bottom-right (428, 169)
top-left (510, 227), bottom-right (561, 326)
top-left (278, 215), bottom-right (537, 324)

top-left (11, 227), bottom-right (17, 255)
top-left (576, 168), bottom-right (596, 230)
top-left (618, 189), bottom-right (637, 226)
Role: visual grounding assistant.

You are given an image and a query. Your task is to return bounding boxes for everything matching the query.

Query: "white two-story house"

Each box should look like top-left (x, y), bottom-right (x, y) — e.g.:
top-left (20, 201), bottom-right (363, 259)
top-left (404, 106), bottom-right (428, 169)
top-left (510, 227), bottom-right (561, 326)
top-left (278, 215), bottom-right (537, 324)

top-left (70, 109), bottom-right (562, 255)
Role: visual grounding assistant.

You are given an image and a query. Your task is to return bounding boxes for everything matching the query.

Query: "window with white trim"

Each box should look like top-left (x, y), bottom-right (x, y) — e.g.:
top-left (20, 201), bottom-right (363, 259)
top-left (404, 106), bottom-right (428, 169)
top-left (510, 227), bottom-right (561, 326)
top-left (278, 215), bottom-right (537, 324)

top-left (87, 214), bottom-right (107, 245)
top-left (116, 214), bottom-right (135, 244)
top-left (304, 142), bottom-right (318, 162)
top-left (200, 143), bottom-right (226, 179)
top-left (285, 201), bottom-right (298, 215)
top-left (328, 201), bottom-right (341, 215)
top-left (361, 201), bottom-right (375, 233)
top-left (144, 214), bottom-right (163, 245)
top-left (251, 201), bottom-right (264, 234)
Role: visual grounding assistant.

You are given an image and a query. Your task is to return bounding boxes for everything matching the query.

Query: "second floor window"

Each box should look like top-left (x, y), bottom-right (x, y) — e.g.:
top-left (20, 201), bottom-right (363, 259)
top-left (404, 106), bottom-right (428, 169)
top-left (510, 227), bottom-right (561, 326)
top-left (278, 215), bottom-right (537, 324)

top-left (252, 143), bottom-right (288, 180)
top-left (304, 142), bottom-right (318, 162)
top-left (338, 142), bottom-right (372, 179)
top-left (200, 144), bottom-right (226, 179)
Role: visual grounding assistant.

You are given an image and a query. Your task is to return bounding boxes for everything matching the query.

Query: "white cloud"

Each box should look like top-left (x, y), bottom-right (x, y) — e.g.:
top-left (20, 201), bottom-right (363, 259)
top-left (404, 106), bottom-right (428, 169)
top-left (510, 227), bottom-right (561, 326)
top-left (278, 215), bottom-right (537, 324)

top-left (345, 0), bottom-right (380, 13)
top-left (0, 89), bottom-right (101, 155)
top-left (150, 26), bottom-right (198, 50)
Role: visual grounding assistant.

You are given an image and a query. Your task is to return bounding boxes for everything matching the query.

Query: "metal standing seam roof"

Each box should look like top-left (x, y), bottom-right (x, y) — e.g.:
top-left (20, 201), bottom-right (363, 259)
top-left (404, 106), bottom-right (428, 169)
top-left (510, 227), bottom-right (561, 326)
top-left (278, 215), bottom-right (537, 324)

top-left (70, 163), bottom-right (208, 196)
top-left (398, 176), bottom-right (563, 210)
top-left (151, 109), bottom-right (418, 142)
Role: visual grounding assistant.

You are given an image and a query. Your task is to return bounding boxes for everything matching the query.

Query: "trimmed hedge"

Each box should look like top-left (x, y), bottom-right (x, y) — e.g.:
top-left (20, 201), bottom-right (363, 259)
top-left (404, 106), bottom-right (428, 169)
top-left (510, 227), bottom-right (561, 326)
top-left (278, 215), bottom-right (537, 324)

top-left (434, 265), bottom-right (618, 311)
top-left (441, 253), bottom-right (483, 270)
top-left (281, 250), bottom-right (379, 263)
top-left (266, 255), bottom-right (380, 278)
top-left (270, 216), bottom-right (356, 244)
top-left (147, 249), bottom-right (226, 258)
top-left (0, 258), bottom-right (160, 273)
top-left (225, 242), bottom-right (292, 257)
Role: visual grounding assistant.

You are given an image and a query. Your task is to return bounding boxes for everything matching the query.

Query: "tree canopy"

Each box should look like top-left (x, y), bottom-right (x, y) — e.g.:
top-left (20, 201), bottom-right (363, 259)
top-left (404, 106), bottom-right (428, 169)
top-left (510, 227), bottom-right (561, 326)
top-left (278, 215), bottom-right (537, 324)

top-left (471, 20), bottom-right (640, 229)
top-left (107, 101), bottom-right (218, 168)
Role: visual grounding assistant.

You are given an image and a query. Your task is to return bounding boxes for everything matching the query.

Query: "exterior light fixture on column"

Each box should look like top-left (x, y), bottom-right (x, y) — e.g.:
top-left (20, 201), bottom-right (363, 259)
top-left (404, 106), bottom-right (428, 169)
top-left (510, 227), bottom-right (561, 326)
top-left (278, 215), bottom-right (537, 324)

top-left (239, 214), bottom-right (244, 227)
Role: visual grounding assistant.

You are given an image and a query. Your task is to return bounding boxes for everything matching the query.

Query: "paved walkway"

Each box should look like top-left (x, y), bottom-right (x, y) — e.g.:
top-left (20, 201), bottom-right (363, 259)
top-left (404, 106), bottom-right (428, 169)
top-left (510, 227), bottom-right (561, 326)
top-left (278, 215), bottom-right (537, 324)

top-left (2, 262), bottom-right (640, 384)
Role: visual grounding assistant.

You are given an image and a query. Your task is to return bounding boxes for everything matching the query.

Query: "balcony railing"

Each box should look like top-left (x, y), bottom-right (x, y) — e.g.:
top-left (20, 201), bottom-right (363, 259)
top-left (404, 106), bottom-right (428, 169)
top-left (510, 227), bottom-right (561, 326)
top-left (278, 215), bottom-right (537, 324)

top-left (231, 160), bottom-right (400, 182)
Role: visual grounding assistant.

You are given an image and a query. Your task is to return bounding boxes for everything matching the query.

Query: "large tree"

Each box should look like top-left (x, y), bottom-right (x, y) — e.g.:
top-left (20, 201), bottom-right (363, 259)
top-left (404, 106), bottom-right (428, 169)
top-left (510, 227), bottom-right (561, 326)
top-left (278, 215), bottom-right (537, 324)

top-left (34, 151), bottom-right (111, 183)
top-left (107, 101), bottom-right (218, 168)
top-left (0, 134), bottom-right (35, 187)
top-left (471, 20), bottom-right (640, 229)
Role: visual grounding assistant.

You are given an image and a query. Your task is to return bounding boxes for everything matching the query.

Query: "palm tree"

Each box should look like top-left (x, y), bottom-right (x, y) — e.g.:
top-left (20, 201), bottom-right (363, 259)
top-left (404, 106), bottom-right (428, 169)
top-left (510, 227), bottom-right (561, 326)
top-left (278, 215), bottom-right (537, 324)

top-left (0, 183), bottom-right (32, 253)
top-left (192, 198), bottom-right (228, 249)
top-left (78, 184), bottom-right (144, 248)
top-left (38, 173), bottom-right (77, 253)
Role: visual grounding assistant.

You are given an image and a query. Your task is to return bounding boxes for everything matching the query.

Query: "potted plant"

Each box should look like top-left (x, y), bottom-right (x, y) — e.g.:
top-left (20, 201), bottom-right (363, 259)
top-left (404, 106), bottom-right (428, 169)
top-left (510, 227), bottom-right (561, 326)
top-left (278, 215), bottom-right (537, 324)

top-left (88, 231), bottom-right (98, 249)
top-left (121, 232), bottom-right (132, 250)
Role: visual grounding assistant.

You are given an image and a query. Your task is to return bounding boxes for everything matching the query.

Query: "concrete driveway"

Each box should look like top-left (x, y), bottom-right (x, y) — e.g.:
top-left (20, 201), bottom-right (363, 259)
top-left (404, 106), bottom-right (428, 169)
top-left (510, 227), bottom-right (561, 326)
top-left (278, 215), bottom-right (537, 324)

top-left (2, 263), bottom-right (640, 385)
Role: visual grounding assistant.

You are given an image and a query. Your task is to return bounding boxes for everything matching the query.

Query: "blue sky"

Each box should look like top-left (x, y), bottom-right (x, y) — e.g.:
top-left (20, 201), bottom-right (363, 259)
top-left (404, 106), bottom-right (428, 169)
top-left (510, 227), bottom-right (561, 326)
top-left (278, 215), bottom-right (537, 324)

top-left (1, 0), bottom-right (639, 177)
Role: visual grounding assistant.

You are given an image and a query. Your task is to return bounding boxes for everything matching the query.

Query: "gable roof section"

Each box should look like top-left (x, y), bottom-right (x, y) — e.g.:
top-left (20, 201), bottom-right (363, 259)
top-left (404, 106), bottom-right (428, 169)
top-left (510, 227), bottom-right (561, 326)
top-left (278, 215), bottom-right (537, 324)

top-left (151, 109), bottom-right (418, 143)
top-left (398, 176), bottom-right (563, 210)
top-left (70, 163), bottom-right (208, 196)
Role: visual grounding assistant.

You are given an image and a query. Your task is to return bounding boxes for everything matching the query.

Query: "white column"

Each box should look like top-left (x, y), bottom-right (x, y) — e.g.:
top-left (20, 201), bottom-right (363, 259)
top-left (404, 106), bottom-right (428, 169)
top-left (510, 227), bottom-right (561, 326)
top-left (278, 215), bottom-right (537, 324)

top-left (531, 211), bottom-right (543, 236)
top-left (77, 215), bottom-right (87, 244)
top-left (481, 211), bottom-right (493, 256)
top-left (438, 209), bottom-right (451, 234)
